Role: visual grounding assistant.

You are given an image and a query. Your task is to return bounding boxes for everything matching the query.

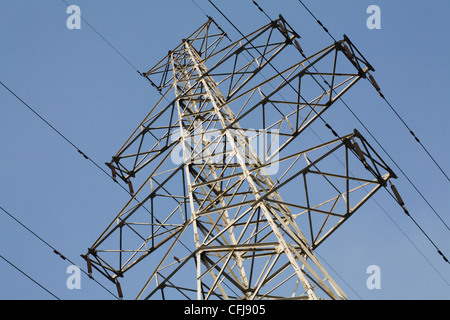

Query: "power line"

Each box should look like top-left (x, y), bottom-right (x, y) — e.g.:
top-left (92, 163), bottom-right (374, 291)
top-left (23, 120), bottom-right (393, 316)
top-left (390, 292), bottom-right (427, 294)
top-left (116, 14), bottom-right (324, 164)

top-left (296, 0), bottom-right (336, 42)
top-left (384, 186), bottom-right (450, 265)
top-left (340, 96), bottom-right (450, 233)
top-left (283, 3), bottom-right (450, 235)
top-left (1, 82), bottom-right (81, 155)
top-left (370, 197), bottom-right (450, 286)
top-left (295, 0), bottom-right (450, 185)
top-left (0, 253), bottom-right (60, 300)
top-left (291, 0), bottom-right (450, 262)
top-left (381, 94), bottom-right (450, 184)
top-left (314, 251), bottom-right (364, 300)
top-left (250, 0), bottom-right (273, 22)
top-left (191, 0), bottom-right (209, 18)
top-left (0, 206), bottom-right (120, 299)
top-left (1, 80), bottom-right (138, 196)
top-left (0, 81), bottom-right (115, 181)
top-left (59, 0), bottom-right (141, 76)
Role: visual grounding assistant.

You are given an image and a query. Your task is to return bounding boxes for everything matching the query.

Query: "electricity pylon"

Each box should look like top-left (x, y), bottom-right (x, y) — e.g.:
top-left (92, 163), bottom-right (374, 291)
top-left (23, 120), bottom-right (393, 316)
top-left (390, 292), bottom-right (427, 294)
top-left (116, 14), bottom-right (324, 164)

top-left (83, 16), bottom-right (396, 300)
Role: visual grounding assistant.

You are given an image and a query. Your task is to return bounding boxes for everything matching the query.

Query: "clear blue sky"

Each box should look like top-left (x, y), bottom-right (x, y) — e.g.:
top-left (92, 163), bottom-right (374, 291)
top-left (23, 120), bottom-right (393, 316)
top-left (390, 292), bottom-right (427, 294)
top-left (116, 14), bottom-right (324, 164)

top-left (1, 0), bottom-right (449, 300)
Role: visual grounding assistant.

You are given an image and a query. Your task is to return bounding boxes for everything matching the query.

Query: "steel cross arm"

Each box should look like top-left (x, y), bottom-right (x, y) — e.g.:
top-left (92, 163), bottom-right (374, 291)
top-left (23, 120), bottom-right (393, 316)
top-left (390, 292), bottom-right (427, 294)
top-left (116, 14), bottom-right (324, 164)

top-left (89, 163), bottom-right (185, 252)
top-left (142, 16), bottom-right (296, 93)
top-left (223, 48), bottom-right (367, 141)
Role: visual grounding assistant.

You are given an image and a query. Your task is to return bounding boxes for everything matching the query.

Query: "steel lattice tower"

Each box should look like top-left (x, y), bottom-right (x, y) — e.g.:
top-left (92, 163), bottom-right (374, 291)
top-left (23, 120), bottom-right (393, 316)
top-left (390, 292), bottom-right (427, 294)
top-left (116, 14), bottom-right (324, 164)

top-left (83, 17), bottom-right (396, 300)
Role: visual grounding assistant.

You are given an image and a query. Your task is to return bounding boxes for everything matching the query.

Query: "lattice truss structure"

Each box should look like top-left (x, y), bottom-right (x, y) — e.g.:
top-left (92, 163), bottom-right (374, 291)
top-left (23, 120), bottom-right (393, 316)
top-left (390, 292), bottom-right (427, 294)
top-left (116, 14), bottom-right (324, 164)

top-left (83, 16), bottom-right (397, 300)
